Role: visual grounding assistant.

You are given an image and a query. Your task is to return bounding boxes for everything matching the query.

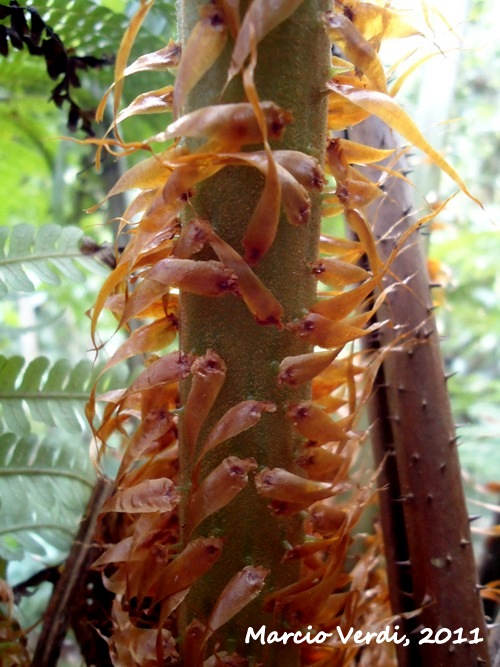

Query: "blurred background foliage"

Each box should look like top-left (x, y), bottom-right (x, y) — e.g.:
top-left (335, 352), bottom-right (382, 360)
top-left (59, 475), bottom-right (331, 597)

top-left (0, 0), bottom-right (498, 662)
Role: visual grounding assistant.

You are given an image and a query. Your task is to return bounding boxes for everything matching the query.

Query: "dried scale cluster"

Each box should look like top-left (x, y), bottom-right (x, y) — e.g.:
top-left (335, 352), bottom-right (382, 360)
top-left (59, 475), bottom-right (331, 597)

top-left (86, 0), bottom-right (479, 665)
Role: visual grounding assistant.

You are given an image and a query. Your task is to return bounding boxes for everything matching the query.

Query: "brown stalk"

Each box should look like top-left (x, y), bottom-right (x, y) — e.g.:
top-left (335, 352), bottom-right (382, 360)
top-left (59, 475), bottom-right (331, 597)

top-left (32, 476), bottom-right (113, 667)
top-left (347, 116), bottom-right (490, 666)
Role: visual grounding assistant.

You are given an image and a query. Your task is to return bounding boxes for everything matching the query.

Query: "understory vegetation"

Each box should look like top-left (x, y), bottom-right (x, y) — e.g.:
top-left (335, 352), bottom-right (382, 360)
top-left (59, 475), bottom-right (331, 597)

top-left (0, 0), bottom-right (498, 665)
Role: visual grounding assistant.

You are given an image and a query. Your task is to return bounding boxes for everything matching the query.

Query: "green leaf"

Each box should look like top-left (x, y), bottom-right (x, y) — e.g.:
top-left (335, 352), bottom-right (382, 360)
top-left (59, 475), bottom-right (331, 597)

top-left (0, 430), bottom-right (95, 560)
top-left (0, 355), bottom-right (93, 434)
top-left (0, 223), bottom-right (97, 294)
top-left (23, 0), bottom-right (176, 58)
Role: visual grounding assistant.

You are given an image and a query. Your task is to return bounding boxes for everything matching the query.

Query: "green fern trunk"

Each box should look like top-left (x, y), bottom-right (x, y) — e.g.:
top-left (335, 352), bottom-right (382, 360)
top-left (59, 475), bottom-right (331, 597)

top-left (177, 0), bottom-right (330, 662)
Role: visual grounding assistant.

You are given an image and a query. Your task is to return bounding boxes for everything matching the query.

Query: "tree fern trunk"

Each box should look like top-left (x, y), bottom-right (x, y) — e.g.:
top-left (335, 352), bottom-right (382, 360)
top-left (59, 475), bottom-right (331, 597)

top-left (177, 0), bottom-right (329, 663)
top-left (347, 117), bottom-right (490, 667)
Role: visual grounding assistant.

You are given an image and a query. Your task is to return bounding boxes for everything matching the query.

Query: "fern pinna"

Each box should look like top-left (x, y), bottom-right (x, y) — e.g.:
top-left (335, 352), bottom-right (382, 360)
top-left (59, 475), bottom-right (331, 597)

top-left (86, 0), bottom-right (487, 665)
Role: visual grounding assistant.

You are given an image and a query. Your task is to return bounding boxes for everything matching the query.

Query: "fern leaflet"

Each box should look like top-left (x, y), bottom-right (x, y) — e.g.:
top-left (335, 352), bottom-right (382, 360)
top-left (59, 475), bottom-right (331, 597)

top-left (0, 356), bottom-right (93, 434)
top-left (0, 429), bottom-right (95, 560)
top-left (0, 223), bottom-right (102, 294)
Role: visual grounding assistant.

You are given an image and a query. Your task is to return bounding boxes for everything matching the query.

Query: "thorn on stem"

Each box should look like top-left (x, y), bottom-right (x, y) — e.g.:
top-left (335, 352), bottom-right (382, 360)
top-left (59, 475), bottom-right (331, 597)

top-left (394, 493), bottom-right (414, 503)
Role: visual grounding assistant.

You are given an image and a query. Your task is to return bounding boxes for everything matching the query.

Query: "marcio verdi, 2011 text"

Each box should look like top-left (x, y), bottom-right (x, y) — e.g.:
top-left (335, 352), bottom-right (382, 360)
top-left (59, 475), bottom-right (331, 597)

top-left (245, 625), bottom-right (484, 647)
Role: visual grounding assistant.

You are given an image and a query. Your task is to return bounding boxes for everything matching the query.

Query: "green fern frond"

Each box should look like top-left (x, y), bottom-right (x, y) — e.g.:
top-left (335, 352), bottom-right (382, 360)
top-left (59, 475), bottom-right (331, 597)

top-left (0, 223), bottom-right (99, 294)
top-left (0, 430), bottom-right (94, 560)
top-left (0, 356), bottom-right (93, 435)
top-left (37, 0), bottom-right (176, 56)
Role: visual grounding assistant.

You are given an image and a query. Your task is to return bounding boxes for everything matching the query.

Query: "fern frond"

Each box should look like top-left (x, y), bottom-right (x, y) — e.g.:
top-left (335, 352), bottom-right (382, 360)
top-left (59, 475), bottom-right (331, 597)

top-left (0, 223), bottom-right (101, 294)
top-left (0, 356), bottom-right (93, 434)
top-left (0, 430), bottom-right (95, 560)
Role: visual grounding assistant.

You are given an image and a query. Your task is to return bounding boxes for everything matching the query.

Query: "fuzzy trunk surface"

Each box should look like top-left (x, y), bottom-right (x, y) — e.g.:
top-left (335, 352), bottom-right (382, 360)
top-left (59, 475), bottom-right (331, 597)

top-left (177, 0), bottom-right (329, 664)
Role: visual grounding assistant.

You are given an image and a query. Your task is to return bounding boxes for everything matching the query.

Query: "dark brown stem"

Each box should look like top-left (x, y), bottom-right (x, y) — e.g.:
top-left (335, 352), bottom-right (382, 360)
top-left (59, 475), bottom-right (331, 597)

top-left (348, 116), bottom-right (490, 667)
top-left (32, 475), bottom-right (113, 667)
